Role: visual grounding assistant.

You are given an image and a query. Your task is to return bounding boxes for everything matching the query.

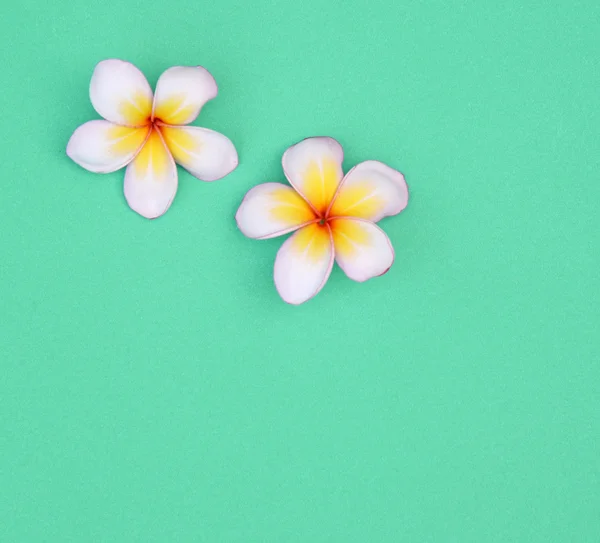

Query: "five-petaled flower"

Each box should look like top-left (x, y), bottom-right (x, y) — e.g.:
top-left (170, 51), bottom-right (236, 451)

top-left (67, 59), bottom-right (238, 219)
top-left (236, 137), bottom-right (409, 304)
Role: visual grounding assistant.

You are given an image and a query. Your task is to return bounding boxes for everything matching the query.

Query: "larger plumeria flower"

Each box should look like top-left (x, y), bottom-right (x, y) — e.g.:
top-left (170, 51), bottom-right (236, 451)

top-left (67, 59), bottom-right (238, 218)
top-left (236, 137), bottom-right (409, 304)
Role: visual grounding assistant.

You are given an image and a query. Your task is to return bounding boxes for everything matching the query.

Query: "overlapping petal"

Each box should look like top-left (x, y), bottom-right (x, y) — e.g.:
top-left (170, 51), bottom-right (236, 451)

top-left (236, 183), bottom-right (316, 239)
top-left (329, 160), bottom-right (408, 222)
top-left (123, 129), bottom-right (178, 219)
top-left (274, 224), bottom-right (334, 305)
top-left (282, 137), bottom-right (344, 214)
top-left (90, 59), bottom-right (153, 127)
top-left (153, 66), bottom-right (217, 125)
top-left (330, 218), bottom-right (394, 282)
top-left (67, 120), bottom-right (149, 173)
top-left (160, 125), bottom-right (238, 181)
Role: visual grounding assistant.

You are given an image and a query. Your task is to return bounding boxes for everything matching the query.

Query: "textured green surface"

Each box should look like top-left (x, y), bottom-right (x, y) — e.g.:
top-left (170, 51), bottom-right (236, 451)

top-left (1, 0), bottom-right (599, 540)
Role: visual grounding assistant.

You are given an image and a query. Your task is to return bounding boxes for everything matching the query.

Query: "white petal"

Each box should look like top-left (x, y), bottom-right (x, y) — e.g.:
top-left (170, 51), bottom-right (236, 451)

top-left (152, 66), bottom-right (218, 125)
top-left (329, 160), bottom-right (408, 222)
top-left (236, 183), bottom-right (317, 239)
top-left (281, 137), bottom-right (344, 214)
top-left (90, 59), bottom-right (153, 127)
top-left (67, 121), bottom-right (149, 173)
top-left (330, 218), bottom-right (395, 282)
top-left (123, 129), bottom-right (178, 219)
top-left (274, 224), bottom-right (334, 305)
top-left (160, 125), bottom-right (238, 181)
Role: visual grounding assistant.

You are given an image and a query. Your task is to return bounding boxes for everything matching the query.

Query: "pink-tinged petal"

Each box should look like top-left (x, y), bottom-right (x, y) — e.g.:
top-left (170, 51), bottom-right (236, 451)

top-left (236, 183), bottom-right (317, 239)
top-left (281, 137), bottom-right (344, 214)
top-left (274, 223), bottom-right (334, 305)
top-left (159, 125), bottom-right (238, 181)
top-left (329, 160), bottom-right (408, 222)
top-left (90, 59), bottom-right (153, 127)
top-left (330, 218), bottom-right (394, 282)
top-left (152, 66), bottom-right (218, 125)
top-left (67, 121), bottom-right (150, 173)
top-left (123, 128), bottom-right (177, 219)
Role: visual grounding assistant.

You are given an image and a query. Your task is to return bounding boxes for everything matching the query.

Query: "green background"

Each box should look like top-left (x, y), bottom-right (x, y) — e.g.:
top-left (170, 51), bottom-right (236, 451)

top-left (1, 0), bottom-right (599, 540)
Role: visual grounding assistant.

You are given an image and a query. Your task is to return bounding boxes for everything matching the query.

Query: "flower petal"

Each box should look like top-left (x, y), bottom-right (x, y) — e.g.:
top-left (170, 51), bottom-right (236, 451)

top-left (123, 128), bottom-right (178, 219)
top-left (67, 120), bottom-right (150, 173)
top-left (90, 59), bottom-right (153, 127)
top-left (236, 183), bottom-right (317, 239)
top-left (329, 160), bottom-right (408, 222)
top-left (330, 218), bottom-right (394, 282)
top-left (160, 125), bottom-right (238, 181)
top-left (152, 66), bottom-right (218, 125)
top-left (281, 137), bottom-right (344, 214)
top-left (274, 224), bottom-right (334, 305)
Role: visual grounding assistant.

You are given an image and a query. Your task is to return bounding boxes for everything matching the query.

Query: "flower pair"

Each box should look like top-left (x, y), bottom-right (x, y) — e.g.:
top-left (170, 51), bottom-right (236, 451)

top-left (68, 60), bottom-right (409, 304)
top-left (67, 59), bottom-right (238, 219)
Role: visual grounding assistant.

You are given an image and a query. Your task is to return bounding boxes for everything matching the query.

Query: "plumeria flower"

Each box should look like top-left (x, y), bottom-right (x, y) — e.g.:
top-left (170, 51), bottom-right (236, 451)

top-left (67, 59), bottom-right (238, 219)
top-left (236, 137), bottom-right (409, 304)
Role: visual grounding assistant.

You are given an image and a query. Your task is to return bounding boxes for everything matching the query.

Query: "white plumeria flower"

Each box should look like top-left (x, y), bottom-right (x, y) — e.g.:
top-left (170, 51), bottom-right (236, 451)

top-left (236, 137), bottom-right (409, 305)
top-left (67, 59), bottom-right (238, 219)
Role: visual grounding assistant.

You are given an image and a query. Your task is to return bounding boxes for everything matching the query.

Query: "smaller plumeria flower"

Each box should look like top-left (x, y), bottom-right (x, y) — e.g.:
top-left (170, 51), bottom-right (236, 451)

top-left (236, 137), bottom-right (409, 305)
top-left (67, 59), bottom-right (238, 219)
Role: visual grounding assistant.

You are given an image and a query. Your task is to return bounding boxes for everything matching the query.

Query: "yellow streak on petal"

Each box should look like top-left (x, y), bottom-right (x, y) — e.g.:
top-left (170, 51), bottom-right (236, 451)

top-left (302, 159), bottom-right (340, 213)
top-left (291, 223), bottom-right (331, 263)
top-left (330, 219), bottom-right (371, 258)
top-left (159, 125), bottom-right (197, 164)
top-left (107, 125), bottom-right (149, 156)
top-left (154, 94), bottom-right (196, 125)
top-left (133, 129), bottom-right (169, 177)
top-left (119, 91), bottom-right (152, 126)
top-left (269, 188), bottom-right (316, 225)
top-left (329, 181), bottom-right (384, 219)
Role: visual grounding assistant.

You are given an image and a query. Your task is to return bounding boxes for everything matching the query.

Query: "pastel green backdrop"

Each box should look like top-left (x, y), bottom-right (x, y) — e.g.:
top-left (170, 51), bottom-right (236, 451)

top-left (1, 0), bottom-right (598, 540)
